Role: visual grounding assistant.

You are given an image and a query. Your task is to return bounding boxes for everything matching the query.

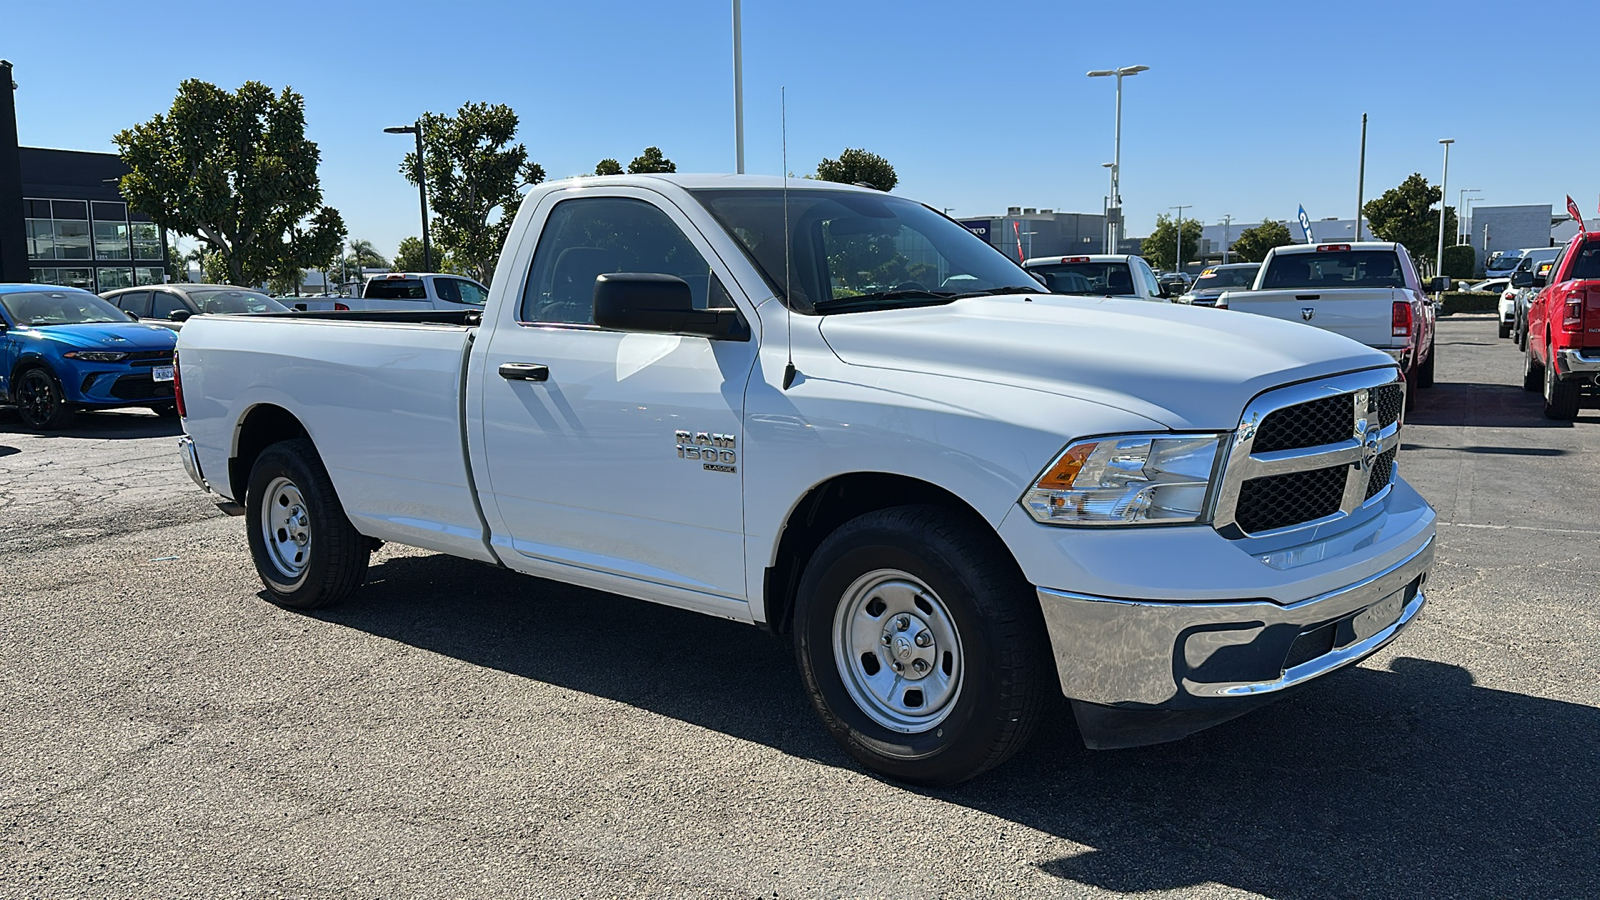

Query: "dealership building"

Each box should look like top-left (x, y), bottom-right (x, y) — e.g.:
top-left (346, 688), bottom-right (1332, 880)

top-left (16, 146), bottom-right (168, 292)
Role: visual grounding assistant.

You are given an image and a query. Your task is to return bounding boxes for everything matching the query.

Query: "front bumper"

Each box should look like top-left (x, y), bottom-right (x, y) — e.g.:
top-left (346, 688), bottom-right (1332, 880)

top-left (66, 365), bottom-right (175, 408)
top-left (1554, 348), bottom-right (1600, 379)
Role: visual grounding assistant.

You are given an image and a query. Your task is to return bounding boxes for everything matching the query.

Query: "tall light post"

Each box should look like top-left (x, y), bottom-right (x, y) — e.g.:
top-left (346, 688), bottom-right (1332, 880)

top-left (1221, 214), bottom-right (1233, 264)
top-left (384, 122), bottom-right (432, 272)
top-left (1101, 162), bottom-right (1115, 251)
top-left (1435, 138), bottom-right (1453, 283)
top-left (1170, 204), bottom-right (1190, 273)
top-left (732, 0), bottom-right (744, 174)
top-left (1087, 65), bottom-right (1148, 256)
top-left (1457, 188), bottom-right (1480, 244)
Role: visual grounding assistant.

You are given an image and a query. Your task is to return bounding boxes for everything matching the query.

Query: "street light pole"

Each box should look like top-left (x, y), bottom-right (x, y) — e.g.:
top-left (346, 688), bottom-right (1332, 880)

top-left (1435, 139), bottom-right (1453, 282)
top-left (1170, 204), bottom-right (1190, 273)
top-left (732, 0), bottom-right (744, 174)
top-left (1457, 188), bottom-right (1480, 244)
top-left (1221, 214), bottom-right (1233, 264)
top-left (1088, 65), bottom-right (1148, 256)
top-left (385, 121), bottom-right (432, 272)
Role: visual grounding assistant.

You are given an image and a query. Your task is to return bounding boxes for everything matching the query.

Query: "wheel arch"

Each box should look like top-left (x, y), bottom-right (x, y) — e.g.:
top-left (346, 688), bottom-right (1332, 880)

top-left (760, 471), bottom-right (1025, 635)
top-left (229, 403), bottom-right (312, 503)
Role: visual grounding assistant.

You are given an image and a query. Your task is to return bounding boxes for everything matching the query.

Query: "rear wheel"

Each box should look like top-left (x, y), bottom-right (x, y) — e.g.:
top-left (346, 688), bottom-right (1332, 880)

top-left (245, 438), bottom-right (370, 609)
top-left (793, 505), bottom-right (1050, 786)
top-left (1522, 342), bottom-right (1543, 392)
top-left (1543, 342), bottom-right (1580, 420)
top-left (14, 367), bottom-right (75, 430)
top-left (1497, 321), bottom-right (1511, 339)
top-left (1417, 338), bottom-right (1436, 388)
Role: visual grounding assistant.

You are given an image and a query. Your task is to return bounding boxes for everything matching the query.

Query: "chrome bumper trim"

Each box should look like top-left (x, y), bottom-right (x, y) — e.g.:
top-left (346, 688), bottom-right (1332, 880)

top-left (1554, 348), bottom-right (1600, 378)
top-left (177, 436), bottom-right (208, 493)
top-left (1036, 535), bottom-right (1433, 708)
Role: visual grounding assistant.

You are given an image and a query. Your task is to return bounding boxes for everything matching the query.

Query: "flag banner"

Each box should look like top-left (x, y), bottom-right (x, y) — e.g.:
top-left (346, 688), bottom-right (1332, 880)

top-left (1568, 195), bottom-right (1586, 232)
top-left (1297, 205), bottom-right (1315, 243)
top-left (1014, 220), bottom-right (1025, 263)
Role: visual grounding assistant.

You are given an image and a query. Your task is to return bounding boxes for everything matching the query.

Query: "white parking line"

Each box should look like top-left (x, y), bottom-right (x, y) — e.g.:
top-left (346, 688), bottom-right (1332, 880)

top-left (1439, 521), bottom-right (1600, 537)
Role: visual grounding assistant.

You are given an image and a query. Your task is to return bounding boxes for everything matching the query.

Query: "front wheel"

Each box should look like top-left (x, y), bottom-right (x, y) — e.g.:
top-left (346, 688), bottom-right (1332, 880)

top-left (793, 505), bottom-right (1050, 786)
top-left (1498, 321), bottom-right (1511, 339)
top-left (14, 367), bottom-right (75, 430)
top-left (245, 438), bottom-right (370, 609)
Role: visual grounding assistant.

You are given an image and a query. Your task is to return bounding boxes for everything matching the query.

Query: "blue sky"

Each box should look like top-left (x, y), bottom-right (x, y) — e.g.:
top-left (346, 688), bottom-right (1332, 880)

top-left (10, 0), bottom-right (1598, 260)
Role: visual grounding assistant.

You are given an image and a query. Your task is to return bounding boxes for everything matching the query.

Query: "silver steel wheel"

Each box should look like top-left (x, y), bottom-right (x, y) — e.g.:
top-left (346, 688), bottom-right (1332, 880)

top-left (832, 569), bottom-right (964, 733)
top-left (260, 476), bottom-right (312, 581)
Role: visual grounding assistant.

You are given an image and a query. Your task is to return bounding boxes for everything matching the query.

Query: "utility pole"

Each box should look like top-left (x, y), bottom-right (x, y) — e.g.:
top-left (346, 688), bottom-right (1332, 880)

top-left (1220, 215), bottom-right (1233, 264)
top-left (1435, 139), bottom-right (1454, 282)
top-left (732, 0), bottom-right (745, 174)
top-left (1356, 113), bottom-right (1367, 241)
top-left (1170, 204), bottom-right (1190, 272)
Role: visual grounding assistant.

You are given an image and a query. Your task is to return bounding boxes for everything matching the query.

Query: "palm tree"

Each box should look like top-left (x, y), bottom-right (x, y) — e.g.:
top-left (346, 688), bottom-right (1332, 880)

top-left (347, 238), bottom-right (389, 270)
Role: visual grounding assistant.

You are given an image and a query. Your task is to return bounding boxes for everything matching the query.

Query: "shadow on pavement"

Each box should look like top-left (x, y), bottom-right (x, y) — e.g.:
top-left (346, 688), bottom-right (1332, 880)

top-left (1408, 381), bottom-right (1573, 429)
top-left (0, 445), bottom-right (17, 458)
top-left (0, 408), bottom-right (183, 440)
top-left (320, 553), bottom-right (1598, 900)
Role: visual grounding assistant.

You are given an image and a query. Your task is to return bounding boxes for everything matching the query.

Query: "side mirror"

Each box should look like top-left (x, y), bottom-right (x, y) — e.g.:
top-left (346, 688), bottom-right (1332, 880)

top-left (1426, 276), bottom-right (1452, 293)
top-left (169, 309), bottom-right (192, 322)
top-left (125, 310), bottom-right (140, 321)
top-left (1510, 271), bottom-right (1533, 289)
top-left (1532, 273), bottom-right (1548, 289)
top-left (592, 273), bottom-right (749, 340)
top-left (1157, 282), bottom-right (1174, 298)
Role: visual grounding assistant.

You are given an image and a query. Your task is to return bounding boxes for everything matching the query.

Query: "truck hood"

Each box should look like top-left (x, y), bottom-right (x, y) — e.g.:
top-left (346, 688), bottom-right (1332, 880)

top-left (27, 322), bottom-right (179, 352)
top-left (817, 294), bottom-right (1394, 430)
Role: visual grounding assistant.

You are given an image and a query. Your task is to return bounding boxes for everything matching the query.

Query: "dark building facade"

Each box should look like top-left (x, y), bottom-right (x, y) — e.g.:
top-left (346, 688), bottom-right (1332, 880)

top-left (19, 147), bottom-right (167, 292)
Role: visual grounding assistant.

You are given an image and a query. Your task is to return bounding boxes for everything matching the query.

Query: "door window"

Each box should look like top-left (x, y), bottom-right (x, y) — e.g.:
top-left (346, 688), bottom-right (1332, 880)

top-left (520, 197), bottom-right (719, 324)
top-left (456, 279), bottom-right (488, 305)
top-left (433, 277), bottom-right (460, 303)
top-left (150, 292), bottom-right (187, 319)
top-left (114, 290), bottom-right (152, 317)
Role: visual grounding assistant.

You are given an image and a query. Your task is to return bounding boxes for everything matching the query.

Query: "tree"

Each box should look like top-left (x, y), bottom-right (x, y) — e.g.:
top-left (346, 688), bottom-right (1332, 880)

top-left (1230, 219), bottom-right (1295, 262)
top-left (1441, 244), bottom-right (1476, 279)
top-left (1363, 173), bottom-right (1456, 265)
top-left (392, 236), bottom-right (458, 274)
top-left (402, 102), bottom-right (546, 284)
top-left (594, 158), bottom-right (624, 176)
top-left (114, 79), bottom-right (346, 287)
top-left (627, 147), bottom-right (676, 174)
top-left (815, 148), bottom-right (897, 191)
top-left (1138, 213), bottom-right (1203, 272)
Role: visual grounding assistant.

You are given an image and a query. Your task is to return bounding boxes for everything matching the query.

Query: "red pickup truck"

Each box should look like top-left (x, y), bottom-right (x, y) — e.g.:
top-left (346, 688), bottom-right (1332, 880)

top-left (1521, 231), bottom-right (1600, 419)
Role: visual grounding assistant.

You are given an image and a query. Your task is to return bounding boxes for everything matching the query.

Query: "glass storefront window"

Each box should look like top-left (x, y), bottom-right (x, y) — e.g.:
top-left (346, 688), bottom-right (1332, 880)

top-left (95, 221), bottom-right (131, 260)
top-left (30, 268), bottom-right (96, 290)
top-left (135, 267), bottom-right (165, 286)
top-left (51, 200), bottom-right (88, 222)
top-left (96, 267), bottom-right (136, 292)
top-left (131, 222), bottom-right (163, 261)
top-left (54, 220), bottom-right (91, 259)
top-left (26, 219), bottom-right (54, 259)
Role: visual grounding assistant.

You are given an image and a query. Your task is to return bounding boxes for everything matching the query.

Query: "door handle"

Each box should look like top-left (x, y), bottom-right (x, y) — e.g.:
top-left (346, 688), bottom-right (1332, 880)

top-left (498, 362), bottom-right (550, 382)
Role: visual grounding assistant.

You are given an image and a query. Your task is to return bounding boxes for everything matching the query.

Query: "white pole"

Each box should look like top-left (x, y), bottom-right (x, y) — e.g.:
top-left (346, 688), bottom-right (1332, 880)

top-left (1436, 139), bottom-right (1453, 282)
top-left (733, 0), bottom-right (744, 174)
top-left (1111, 72), bottom-right (1123, 253)
top-left (1221, 214), bottom-right (1232, 264)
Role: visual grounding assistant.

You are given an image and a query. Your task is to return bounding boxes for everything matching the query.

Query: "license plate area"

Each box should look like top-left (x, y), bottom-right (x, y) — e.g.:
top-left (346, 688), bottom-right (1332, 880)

top-left (152, 365), bottom-right (174, 382)
top-left (1350, 589), bottom-right (1405, 642)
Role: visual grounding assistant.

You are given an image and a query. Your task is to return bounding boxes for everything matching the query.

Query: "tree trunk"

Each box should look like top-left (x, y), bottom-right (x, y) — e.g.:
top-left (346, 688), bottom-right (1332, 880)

top-left (227, 253), bottom-right (244, 287)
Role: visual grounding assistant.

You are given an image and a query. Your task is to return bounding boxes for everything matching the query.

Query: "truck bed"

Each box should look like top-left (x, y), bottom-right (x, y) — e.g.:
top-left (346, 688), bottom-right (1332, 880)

top-left (1222, 288), bottom-right (1402, 350)
top-left (177, 314), bottom-right (494, 562)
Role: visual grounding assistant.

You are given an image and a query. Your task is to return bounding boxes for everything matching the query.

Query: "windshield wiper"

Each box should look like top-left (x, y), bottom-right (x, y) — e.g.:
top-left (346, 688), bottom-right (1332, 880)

top-left (812, 289), bottom-right (956, 313)
top-left (949, 285), bottom-right (1043, 299)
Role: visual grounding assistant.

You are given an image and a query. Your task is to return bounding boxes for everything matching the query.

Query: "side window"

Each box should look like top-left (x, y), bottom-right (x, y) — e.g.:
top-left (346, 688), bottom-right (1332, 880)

top-left (1137, 259), bottom-right (1160, 297)
top-left (150, 292), bottom-right (186, 319)
top-left (433, 277), bottom-right (460, 303)
top-left (116, 290), bottom-right (152, 317)
top-left (520, 197), bottom-right (718, 325)
top-left (456, 280), bottom-right (488, 305)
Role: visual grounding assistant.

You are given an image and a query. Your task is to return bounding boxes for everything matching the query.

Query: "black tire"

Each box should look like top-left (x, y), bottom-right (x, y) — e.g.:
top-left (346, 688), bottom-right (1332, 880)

top-left (244, 438), bottom-right (370, 610)
top-left (13, 366), bottom-right (75, 430)
top-left (1543, 342), bottom-right (1580, 420)
top-left (151, 404), bottom-right (180, 419)
top-left (1497, 321), bottom-right (1511, 340)
top-left (793, 505), bottom-right (1050, 786)
top-left (1417, 338), bottom-right (1436, 388)
top-left (1403, 366), bottom-right (1417, 412)
top-left (1522, 342), bottom-right (1543, 392)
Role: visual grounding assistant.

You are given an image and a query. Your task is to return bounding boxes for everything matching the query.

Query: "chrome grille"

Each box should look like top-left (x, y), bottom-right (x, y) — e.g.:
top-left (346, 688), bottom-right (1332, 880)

top-left (1214, 368), bottom-right (1405, 538)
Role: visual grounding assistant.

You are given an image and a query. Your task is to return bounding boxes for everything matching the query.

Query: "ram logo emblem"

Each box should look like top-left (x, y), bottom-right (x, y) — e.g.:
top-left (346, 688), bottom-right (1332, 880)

top-left (1301, 307), bottom-right (1316, 321)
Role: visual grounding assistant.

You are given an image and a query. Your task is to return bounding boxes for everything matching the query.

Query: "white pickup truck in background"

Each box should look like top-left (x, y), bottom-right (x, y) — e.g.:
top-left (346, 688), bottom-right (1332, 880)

top-left (1218, 241), bottom-right (1445, 405)
top-left (289, 272), bottom-right (489, 312)
top-left (174, 174), bottom-right (1435, 785)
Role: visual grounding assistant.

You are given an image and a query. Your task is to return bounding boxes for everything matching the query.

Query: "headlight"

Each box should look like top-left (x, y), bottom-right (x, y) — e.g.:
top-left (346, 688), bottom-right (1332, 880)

top-left (63, 351), bottom-right (129, 362)
top-left (1021, 433), bottom-right (1225, 526)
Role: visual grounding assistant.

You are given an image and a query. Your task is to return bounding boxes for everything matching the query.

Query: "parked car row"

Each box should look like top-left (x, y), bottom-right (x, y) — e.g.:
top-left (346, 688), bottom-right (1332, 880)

top-left (1507, 232), bottom-right (1600, 419)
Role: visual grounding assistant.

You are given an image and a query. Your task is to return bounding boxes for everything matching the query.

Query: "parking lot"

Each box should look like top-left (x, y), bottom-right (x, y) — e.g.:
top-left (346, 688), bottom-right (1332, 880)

top-left (2, 315), bottom-right (1596, 899)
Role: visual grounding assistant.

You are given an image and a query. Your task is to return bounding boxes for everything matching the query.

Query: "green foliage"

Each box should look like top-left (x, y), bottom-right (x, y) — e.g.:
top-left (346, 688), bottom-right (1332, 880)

top-left (1440, 291), bottom-right (1499, 315)
top-left (594, 158), bottom-right (624, 176)
top-left (626, 147), bottom-right (676, 174)
top-left (267, 270), bottom-right (301, 296)
top-left (113, 79), bottom-right (346, 287)
top-left (1230, 219), bottom-right (1295, 262)
top-left (392, 236), bottom-right (460, 274)
top-left (1362, 173), bottom-right (1456, 264)
top-left (815, 148), bottom-right (897, 191)
top-left (200, 251), bottom-right (231, 285)
top-left (1441, 244), bottom-right (1476, 279)
top-left (1139, 213), bottom-right (1203, 272)
top-left (402, 102), bottom-right (546, 284)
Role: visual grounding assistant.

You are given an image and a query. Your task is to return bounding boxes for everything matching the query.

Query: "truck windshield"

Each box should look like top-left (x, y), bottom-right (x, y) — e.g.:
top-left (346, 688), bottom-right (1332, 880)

top-left (1261, 250), bottom-right (1405, 289)
top-left (692, 188), bottom-right (1039, 313)
top-left (0, 290), bottom-right (129, 326)
top-left (1026, 262), bottom-right (1134, 296)
top-left (1487, 252), bottom-right (1521, 270)
top-left (364, 278), bottom-right (427, 300)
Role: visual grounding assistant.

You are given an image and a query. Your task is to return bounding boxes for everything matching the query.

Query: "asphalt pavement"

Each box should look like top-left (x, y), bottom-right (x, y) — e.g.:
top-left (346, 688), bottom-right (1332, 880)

top-left (2, 315), bottom-right (1596, 899)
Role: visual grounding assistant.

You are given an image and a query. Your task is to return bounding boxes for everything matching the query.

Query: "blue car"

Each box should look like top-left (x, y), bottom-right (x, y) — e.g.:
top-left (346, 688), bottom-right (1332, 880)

top-left (0, 283), bottom-right (180, 430)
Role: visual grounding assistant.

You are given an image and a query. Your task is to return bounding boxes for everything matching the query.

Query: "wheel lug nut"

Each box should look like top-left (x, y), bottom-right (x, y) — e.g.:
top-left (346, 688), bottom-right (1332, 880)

top-left (880, 634), bottom-right (892, 646)
top-left (914, 631), bottom-right (932, 647)
top-left (891, 660), bottom-right (904, 672)
top-left (895, 616), bottom-right (911, 631)
top-left (912, 659), bottom-right (928, 673)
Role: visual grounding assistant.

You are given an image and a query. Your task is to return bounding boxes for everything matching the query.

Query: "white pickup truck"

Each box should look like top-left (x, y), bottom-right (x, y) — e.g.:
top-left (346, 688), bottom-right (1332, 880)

top-left (289, 272), bottom-right (489, 312)
top-left (1218, 241), bottom-right (1445, 404)
top-left (174, 175), bottom-right (1435, 784)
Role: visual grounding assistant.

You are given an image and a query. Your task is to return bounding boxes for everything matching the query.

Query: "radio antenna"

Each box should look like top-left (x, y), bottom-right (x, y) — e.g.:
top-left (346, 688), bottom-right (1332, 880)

top-left (781, 86), bottom-right (797, 390)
